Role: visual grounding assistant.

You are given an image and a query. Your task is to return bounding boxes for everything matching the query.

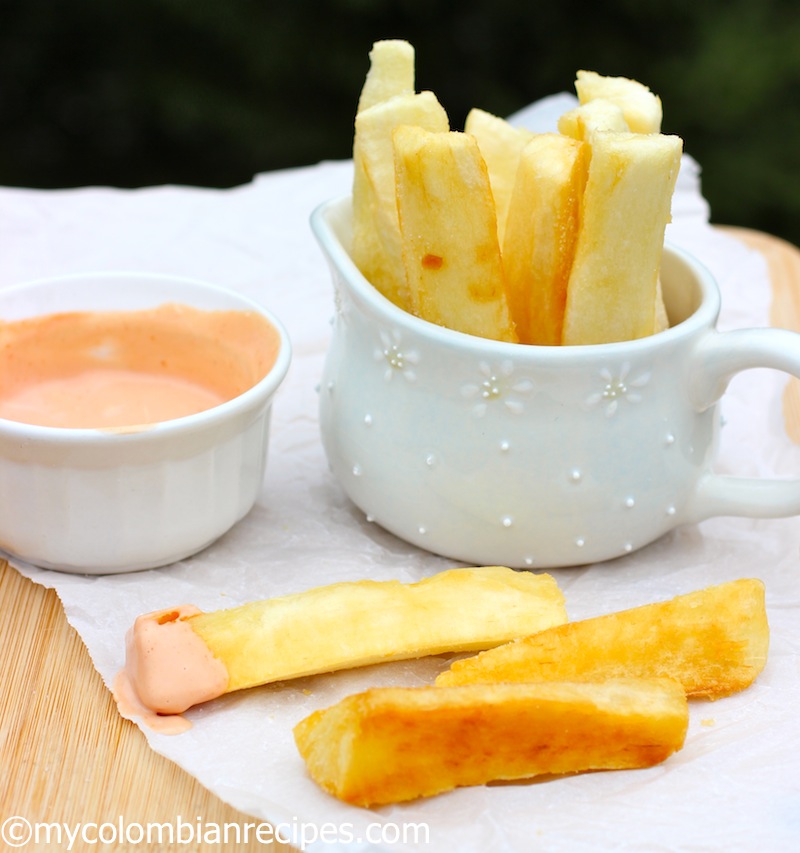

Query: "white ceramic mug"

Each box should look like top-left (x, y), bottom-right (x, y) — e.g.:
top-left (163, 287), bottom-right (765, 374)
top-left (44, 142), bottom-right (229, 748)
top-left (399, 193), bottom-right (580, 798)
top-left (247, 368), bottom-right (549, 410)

top-left (313, 196), bottom-right (800, 568)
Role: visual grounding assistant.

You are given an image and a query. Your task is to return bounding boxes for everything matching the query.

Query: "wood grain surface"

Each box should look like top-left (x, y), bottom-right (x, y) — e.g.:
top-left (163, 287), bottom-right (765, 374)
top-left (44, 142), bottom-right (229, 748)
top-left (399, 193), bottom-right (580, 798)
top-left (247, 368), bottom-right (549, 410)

top-left (0, 558), bottom-right (295, 852)
top-left (719, 227), bottom-right (800, 444)
top-left (1, 229), bottom-right (799, 853)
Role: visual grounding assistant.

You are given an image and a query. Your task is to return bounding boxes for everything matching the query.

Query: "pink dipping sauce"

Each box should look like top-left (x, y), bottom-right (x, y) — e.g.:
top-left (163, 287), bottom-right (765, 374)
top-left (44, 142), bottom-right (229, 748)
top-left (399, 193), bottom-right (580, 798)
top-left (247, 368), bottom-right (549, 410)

top-left (113, 605), bottom-right (229, 735)
top-left (0, 303), bottom-right (281, 429)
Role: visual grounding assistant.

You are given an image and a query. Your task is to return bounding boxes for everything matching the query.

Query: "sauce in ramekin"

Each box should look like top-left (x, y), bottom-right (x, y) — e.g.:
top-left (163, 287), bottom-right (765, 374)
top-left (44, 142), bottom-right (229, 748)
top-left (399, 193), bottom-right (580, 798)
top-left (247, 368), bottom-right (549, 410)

top-left (0, 303), bottom-right (281, 429)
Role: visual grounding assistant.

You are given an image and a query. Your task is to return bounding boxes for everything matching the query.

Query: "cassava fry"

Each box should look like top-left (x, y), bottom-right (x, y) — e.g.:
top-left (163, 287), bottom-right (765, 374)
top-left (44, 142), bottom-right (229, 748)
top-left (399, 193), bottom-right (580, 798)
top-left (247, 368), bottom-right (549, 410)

top-left (294, 677), bottom-right (688, 806)
top-left (503, 132), bottom-right (588, 344)
top-left (574, 69), bottom-right (663, 134)
top-left (351, 91), bottom-right (449, 308)
top-left (464, 107), bottom-right (535, 244)
top-left (121, 566), bottom-right (566, 715)
top-left (351, 40), bottom-right (416, 309)
top-left (558, 98), bottom-right (671, 335)
top-left (558, 98), bottom-right (630, 141)
top-left (393, 125), bottom-right (517, 341)
top-left (436, 578), bottom-right (769, 699)
top-left (356, 39), bottom-right (415, 114)
top-left (561, 130), bottom-right (682, 344)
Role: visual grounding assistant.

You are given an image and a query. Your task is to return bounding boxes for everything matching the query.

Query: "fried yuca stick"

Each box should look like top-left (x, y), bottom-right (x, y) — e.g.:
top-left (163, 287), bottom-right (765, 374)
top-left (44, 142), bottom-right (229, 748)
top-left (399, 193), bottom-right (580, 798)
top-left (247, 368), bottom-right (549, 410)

top-left (436, 578), bottom-right (769, 699)
top-left (351, 40), bottom-right (449, 310)
top-left (558, 80), bottom-right (671, 338)
top-left (121, 566), bottom-right (566, 716)
top-left (502, 132), bottom-right (588, 345)
top-left (558, 98), bottom-right (630, 141)
top-left (294, 677), bottom-right (688, 806)
top-left (464, 107), bottom-right (534, 245)
top-left (574, 69), bottom-right (663, 134)
top-left (351, 41), bottom-right (415, 307)
top-left (356, 39), bottom-right (415, 114)
top-left (352, 91), bottom-right (449, 310)
top-left (394, 125), bottom-right (518, 342)
top-left (561, 129), bottom-right (683, 344)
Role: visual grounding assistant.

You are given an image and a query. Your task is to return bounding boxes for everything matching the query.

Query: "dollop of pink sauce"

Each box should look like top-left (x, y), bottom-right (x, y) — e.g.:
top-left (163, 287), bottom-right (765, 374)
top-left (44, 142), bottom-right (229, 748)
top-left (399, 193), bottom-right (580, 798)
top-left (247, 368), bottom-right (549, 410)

top-left (112, 605), bottom-right (229, 735)
top-left (0, 303), bottom-right (281, 429)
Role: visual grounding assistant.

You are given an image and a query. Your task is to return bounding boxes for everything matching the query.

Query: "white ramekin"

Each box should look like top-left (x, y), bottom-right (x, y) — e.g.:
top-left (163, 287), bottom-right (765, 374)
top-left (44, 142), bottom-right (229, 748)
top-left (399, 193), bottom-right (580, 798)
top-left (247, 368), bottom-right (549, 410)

top-left (0, 272), bottom-right (291, 574)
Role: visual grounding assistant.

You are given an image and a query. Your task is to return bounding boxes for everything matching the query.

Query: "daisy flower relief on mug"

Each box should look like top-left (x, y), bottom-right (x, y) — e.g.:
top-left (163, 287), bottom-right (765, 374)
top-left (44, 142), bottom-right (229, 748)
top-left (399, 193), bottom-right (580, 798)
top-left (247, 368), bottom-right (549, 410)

top-left (586, 362), bottom-right (651, 417)
top-left (461, 360), bottom-right (534, 418)
top-left (375, 328), bottom-right (420, 383)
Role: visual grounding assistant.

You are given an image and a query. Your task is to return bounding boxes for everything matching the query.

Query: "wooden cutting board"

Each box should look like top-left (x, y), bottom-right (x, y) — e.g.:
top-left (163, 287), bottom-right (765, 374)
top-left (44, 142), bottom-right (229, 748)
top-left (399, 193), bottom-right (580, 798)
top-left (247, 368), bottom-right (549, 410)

top-left (1, 228), bottom-right (799, 853)
top-left (720, 227), bottom-right (800, 443)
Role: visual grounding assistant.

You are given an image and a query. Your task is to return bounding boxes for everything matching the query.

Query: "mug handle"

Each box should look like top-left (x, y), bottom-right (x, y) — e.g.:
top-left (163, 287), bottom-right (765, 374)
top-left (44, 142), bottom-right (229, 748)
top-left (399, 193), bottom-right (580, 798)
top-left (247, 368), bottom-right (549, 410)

top-left (686, 327), bottom-right (800, 520)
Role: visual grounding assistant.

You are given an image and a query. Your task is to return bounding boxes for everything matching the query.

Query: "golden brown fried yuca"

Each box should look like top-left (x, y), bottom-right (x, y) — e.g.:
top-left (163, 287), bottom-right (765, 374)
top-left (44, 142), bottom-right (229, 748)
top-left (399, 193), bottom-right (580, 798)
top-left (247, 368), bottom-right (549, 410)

top-left (351, 91), bottom-right (449, 309)
top-left (190, 566), bottom-right (566, 695)
top-left (351, 40), bottom-right (417, 310)
top-left (558, 98), bottom-right (630, 141)
top-left (560, 130), bottom-right (683, 344)
top-left (502, 132), bottom-right (589, 345)
top-left (574, 70), bottom-right (663, 134)
top-left (393, 125), bottom-right (517, 342)
top-left (464, 107), bottom-right (535, 245)
top-left (436, 578), bottom-right (769, 699)
top-left (356, 39), bottom-right (415, 115)
top-left (294, 677), bottom-right (688, 806)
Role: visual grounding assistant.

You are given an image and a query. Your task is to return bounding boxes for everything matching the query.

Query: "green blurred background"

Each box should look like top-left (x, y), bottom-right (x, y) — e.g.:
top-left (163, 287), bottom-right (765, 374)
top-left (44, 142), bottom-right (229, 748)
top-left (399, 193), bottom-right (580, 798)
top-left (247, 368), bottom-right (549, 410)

top-left (2, 0), bottom-right (799, 245)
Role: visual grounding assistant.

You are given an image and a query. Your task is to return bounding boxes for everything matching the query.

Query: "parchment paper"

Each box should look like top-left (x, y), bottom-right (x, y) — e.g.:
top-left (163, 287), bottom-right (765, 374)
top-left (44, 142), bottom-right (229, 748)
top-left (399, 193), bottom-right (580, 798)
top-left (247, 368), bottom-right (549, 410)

top-left (2, 96), bottom-right (799, 852)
